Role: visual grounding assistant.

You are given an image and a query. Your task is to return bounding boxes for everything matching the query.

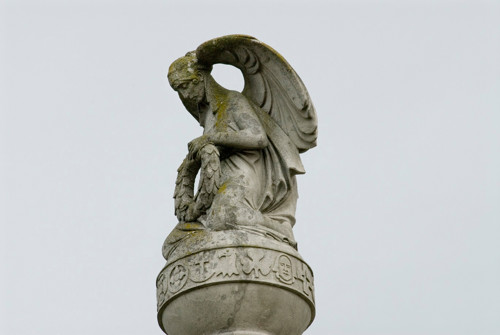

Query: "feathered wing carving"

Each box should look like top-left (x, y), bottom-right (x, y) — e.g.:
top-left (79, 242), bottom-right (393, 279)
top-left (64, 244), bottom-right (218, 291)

top-left (196, 35), bottom-right (318, 153)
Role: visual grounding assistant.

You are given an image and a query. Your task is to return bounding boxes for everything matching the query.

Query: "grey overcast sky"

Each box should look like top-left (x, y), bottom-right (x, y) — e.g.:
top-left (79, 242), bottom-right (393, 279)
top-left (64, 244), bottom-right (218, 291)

top-left (1, 0), bottom-right (499, 334)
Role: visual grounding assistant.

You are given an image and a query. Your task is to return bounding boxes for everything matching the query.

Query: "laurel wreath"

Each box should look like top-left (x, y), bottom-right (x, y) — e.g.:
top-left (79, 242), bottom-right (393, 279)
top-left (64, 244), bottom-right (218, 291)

top-left (174, 144), bottom-right (220, 222)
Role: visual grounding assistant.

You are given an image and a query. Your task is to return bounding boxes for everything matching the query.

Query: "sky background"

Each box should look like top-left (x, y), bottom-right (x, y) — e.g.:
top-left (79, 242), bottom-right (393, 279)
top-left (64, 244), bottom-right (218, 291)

top-left (1, 0), bottom-right (499, 334)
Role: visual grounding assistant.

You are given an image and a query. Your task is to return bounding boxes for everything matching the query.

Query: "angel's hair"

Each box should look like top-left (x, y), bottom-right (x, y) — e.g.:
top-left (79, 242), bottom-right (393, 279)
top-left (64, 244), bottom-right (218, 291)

top-left (168, 51), bottom-right (212, 86)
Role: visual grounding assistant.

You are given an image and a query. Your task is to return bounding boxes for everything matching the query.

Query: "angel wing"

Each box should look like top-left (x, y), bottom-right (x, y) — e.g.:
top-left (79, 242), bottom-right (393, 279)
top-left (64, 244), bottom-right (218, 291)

top-left (196, 35), bottom-right (317, 153)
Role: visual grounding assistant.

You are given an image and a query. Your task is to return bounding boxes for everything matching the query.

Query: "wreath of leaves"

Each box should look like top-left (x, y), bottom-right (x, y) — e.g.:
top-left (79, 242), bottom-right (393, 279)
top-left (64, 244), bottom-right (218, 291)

top-left (174, 144), bottom-right (220, 222)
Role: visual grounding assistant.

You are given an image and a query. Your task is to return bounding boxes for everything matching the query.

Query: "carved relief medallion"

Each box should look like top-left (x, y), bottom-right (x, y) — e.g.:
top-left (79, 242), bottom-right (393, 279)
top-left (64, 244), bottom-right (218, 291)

top-left (168, 264), bottom-right (188, 293)
top-left (274, 254), bottom-right (294, 285)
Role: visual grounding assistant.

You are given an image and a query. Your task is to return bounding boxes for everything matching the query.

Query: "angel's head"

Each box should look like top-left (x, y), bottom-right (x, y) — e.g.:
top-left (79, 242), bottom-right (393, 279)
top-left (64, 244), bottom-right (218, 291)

top-left (168, 52), bottom-right (210, 110)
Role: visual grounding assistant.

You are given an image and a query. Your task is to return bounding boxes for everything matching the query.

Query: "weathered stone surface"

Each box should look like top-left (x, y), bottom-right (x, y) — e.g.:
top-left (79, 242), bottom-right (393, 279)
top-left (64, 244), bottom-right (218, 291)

top-left (158, 35), bottom-right (317, 335)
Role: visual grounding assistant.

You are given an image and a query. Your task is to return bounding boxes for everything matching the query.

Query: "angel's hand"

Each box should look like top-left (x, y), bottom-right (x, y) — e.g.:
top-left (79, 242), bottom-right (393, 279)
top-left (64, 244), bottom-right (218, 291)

top-left (188, 135), bottom-right (210, 160)
top-left (184, 202), bottom-right (202, 222)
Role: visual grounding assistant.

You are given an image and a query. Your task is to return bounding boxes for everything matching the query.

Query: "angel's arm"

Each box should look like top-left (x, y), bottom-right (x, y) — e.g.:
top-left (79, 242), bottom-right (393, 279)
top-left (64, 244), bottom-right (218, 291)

top-left (188, 98), bottom-right (268, 157)
top-left (209, 101), bottom-right (268, 150)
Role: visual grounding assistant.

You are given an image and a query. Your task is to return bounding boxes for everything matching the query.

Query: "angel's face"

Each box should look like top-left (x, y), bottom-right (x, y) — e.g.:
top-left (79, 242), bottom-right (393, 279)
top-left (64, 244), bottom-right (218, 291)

top-left (172, 77), bottom-right (205, 105)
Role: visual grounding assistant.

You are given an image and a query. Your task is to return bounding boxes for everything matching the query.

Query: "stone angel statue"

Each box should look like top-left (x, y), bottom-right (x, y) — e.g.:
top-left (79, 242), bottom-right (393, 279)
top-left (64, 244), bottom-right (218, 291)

top-left (164, 35), bottom-right (317, 254)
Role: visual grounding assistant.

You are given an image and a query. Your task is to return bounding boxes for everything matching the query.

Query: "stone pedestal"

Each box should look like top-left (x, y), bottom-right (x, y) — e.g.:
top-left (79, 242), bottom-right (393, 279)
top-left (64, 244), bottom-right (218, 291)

top-left (156, 229), bottom-right (315, 335)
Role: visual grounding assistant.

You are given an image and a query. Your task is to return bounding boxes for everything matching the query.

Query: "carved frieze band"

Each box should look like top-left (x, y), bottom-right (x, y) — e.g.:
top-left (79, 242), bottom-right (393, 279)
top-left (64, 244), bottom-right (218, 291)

top-left (157, 247), bottom-right (315, 310)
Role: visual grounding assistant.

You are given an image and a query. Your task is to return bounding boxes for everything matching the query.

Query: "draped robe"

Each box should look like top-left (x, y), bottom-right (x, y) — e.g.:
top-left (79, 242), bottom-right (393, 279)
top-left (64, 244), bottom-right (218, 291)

top-left (199, 80), bottom-right (305, 246)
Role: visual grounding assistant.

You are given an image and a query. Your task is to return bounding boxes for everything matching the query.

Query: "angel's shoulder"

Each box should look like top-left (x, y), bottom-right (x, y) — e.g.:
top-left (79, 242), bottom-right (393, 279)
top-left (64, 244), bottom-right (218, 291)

top-left (225, 90), bottom-right (255, 111)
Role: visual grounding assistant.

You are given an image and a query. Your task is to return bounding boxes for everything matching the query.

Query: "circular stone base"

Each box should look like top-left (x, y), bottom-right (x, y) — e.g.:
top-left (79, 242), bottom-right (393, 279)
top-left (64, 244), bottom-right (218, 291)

top-left (157, 229), bottom-right (315, 335)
